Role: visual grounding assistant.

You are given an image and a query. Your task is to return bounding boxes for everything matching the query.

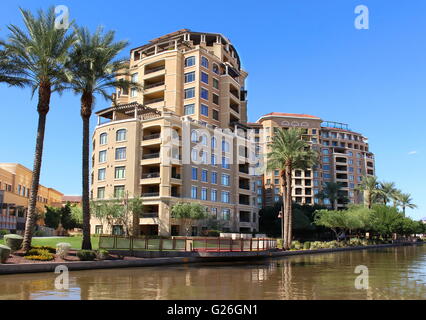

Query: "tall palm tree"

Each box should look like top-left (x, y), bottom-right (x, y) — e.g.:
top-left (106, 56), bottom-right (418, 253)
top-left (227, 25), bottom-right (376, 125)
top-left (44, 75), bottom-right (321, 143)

top-left (64, 26), bottom-right (137, 249)
top-left (0, 41), bottom-right (28, 86)
top-left (266, 128), bottom-right (318, 250)
top-left (378, 181), bottom-right (398, 205)
top-left (315, 182), bottom-right (348, 210)
top-left (5, 7), bottom-right (75, 251)
top-left (356, 175), bottom-right (380, 209)
top-left (396, 193), bottom-right (417, 216)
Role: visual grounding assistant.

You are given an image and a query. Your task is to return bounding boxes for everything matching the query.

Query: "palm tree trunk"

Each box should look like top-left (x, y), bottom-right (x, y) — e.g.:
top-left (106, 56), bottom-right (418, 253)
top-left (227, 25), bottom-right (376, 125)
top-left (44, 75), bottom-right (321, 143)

top-left (285, 165), bottom-right (293, 250)
top-left (280, 171), bottom-right (287, 250)
top-left (23, 83), bottom-right (51, 252)
top-left (81, 93), bottom-right (93, 250)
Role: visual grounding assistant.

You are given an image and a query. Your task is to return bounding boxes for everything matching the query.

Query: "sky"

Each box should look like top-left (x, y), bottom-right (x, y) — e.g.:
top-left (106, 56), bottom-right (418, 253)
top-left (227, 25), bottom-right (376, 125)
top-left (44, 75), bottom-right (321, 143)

top-left (0, 0), bottom-right (425, 219)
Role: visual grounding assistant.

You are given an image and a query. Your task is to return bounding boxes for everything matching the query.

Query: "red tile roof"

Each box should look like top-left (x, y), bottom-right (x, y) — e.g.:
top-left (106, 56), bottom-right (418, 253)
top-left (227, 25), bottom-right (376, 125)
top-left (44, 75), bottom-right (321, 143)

top-left (261, 112), bottom-right (321, 119)
top-left (62, 195), bottom-right (82, 203)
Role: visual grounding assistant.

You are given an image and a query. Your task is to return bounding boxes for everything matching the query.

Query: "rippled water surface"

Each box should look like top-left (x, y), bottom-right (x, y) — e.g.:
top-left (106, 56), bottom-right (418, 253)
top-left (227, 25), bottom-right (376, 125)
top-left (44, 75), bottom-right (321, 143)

top-left (1, 245), bottom-right (426, 300)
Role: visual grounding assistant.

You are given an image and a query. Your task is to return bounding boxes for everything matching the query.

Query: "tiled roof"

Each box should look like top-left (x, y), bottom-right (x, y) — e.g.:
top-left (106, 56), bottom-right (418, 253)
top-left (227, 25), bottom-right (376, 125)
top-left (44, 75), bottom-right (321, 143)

top-left (62, 195), bottom-right (82, 203)
top-left (261, 112), bottom-right (321, 119)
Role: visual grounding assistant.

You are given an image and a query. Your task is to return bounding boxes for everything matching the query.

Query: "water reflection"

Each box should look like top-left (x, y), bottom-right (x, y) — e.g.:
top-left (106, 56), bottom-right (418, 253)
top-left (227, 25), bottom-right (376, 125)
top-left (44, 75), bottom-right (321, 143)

top-left (0, 246), bottom-right (425, 300)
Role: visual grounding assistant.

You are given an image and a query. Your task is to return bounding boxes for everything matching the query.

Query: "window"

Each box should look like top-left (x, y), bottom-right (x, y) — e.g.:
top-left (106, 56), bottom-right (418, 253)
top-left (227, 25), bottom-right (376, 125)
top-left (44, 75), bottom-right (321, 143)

top-left (191, 130), bottom-right (198, 142)
top-left (211, 172), bottom-right (217, 184)
top-left (212, 94), bottom-right (219, 105)
top-left (184, 103), bottom-right (195, 115)
top-left (323, 156), bottom-right (330, 163)
top-left (192, 167), bottom-right (198, 180)
top-left (95, 225), bottom-right (103, 235)
top-left (114, 186), bottom-right (125, 198)
top-left (324, 173), bottom-right (331, 179)
top-left (184, 71), bottom-right (195, 83)
top-left (191, 149), bottom-right (198, 162)
top-left (222, 157), bottom-right (230, 169)
top-left (98, 168), bottom-right (106, 181)
top-left (222, 208), bottom-right (231, 220)
top-left (100, 133), bottom-right (107, 145)
top-left (211, 137), bottom-right (217, 149)
top-left (115, 166), bottom-right (125, 179)
top-left (274, 179), bottom-right (279, 184)
top-left (191, 186), bottom-right (198, 199)
top-left (213, 109), bottom-right (219, 121)
top-left (185, 87), bottom-right (195, 99)
top-left (201, 88), bottom-right (208, 100)
top-left (131, 73), bottom-right (138, 82)
top-left (221, 174), bottom-right (230, 186)
top-left (222, 139), bottom-right (230, 152)
top-left (130, 87), bottom-right (137, 97)
top-left (213, 78), bottom-right (219, 89)
top-left (274, 170), bottom-right (279, 176)
top-left (221, 192), bottom-right (230, 203)
top-left (201, 188), bottom-right (208, 200)
top-left (185, 56), bottom-right (195, 67)
top-left (201, 72), bottom-right (209, 84)
top-left (212, 63), bottom-right (219, 74)
top-left (323, 165), bottom-right (330, 171)
top-left (211, 154), bottom-right (217, 165)
top-left (201, 104), bottom-right (208, 116)
top-left (97, 187), bottom-right (105, 199)
top-left (201, 169), bottom-right (208, 182)
top-left (116, 129), bottom-right (126, 142)
top-left (201, 151), bottom-right (207, 164)
top-left (99, 150), bottom-right (107, 163)
top-left (322, 149), bottom-right (330, 155)
top-left (200, 134), bottom-right (208, 146)
top-left (211, 189), bottom-right (217, 202)
top-left (115, 147), bottom-right (126, 160)
top-left (201, 56), bottom-right (209, 68)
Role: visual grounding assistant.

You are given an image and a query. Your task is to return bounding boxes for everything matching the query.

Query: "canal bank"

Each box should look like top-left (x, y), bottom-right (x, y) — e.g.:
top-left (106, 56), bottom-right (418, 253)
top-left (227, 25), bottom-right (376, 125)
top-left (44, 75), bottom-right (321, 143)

top-left (0, 241), bottom-right (421, 275)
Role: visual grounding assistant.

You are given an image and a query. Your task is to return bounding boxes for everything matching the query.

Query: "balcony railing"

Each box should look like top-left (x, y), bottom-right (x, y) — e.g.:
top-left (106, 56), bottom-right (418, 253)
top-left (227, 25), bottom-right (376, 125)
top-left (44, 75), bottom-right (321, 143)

top-left (145, 98), bottom-right (164, 105)
top-left (141, 212), bottom-right (159, 218)
top-left (141, 192), bottom-right (159, 197)
top-left (239, 183), bottom-right (250, 190)
top-left (145, 81), bottom-right (165, 89)
top-left (141, 172), bottom-right (160, 179)
top-left (142, 152), bottom-right (160, 159)
top-left (143, 133), bottom-right (161, 140)
top-left (144, 65), bottom-right (165, 75)
top-left (171, 173), bottom-right (181, 179)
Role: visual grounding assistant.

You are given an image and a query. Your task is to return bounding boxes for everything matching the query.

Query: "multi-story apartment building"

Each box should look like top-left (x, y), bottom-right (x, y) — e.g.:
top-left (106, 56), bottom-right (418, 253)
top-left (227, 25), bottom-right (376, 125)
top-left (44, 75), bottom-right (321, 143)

top-left (90, 29), bottom-right (260, 236)
top-left (249, 113), bottom-right (375, 209)
top-left (0, 163), bottom-right (63, 232)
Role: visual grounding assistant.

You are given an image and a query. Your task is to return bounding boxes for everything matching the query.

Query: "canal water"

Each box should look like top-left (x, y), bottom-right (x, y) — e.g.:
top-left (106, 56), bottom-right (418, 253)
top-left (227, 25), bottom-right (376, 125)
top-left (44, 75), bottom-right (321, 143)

top-left (1, 245), bottom-right (425, 300)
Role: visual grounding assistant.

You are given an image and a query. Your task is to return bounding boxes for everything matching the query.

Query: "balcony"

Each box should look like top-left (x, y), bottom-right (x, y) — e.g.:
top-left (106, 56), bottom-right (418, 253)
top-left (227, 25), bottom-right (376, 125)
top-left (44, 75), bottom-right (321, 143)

top-left (141, 192), bottom-right (159, 198)
top-left (142, 152), bottom-right (160, 160)
top-left (141, 172), bottom-right (160, 179)
top-left (239, 183), bottom-right (250, 190)
top-left (141, 212), bottom-right (159, 218)
top-left (171, 173), bottom-right (181, 179)
top-left (143, 133), bottom-right (161, 141)
top-left (239, 164), bottom-right (249, 174)
top-left (144, 97), bottom-right (164, 106)
top-left (144, 65), bottom-right (165, 76)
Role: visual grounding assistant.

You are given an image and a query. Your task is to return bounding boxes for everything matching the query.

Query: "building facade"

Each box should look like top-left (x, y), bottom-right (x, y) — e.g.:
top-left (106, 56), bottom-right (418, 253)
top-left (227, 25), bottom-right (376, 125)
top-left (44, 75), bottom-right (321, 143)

top-left (0, 163), bottom-right (63, 232)
top-left (90, 30), bottom-right (375, 236)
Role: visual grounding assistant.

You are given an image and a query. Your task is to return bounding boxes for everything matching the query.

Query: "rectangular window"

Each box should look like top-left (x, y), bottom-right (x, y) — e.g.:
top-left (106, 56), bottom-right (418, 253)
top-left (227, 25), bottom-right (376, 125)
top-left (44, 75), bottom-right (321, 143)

top-left (211, 190), bottom-right (217, 202)
top-left (213, 78), bottom-right (219, 89)
top-left (211, 154), bottom-right (217, 166)
top-left (222, 157), bottom-right (230, 169)
top-left (184, 103), bottom-right (195, 115)
top-left (98, 168), bottom-right (106, 181)
top-left (130, 87), bottom-right (137, 97)
top-left (116, 129), bottom-right (126, 142)
top-left (185, 87), bottom-right (195, 99)
top-left (323, 156), bottom-right (330, 163)
top-left (201, 104), bottom-right (208, 116)
top-left (191, 186), bottom-right (198, 199)
top-left (114, 185), bottom-right (125, 198)
top-left (100, 133), bottom-right (107, 145)
top-left (192, 167), bottom-right (198, 180)
top-left (222, 208), bottom-right (230, 220)
top-left (201, 88), bottom-right (209, 100)
top-left (99, 150), bottom-right (107, 163)
top-left (184, 71), bottom-right (195, 83)
top-left (212, 109), bottom-right (219, 121)
top-left (201, 169), bottom-right (208, 182)
top-left (212, 94), bottom-right (219, 105)
top-left (201, 188), bottom-right (208, 201)
top-left (221, 174), bottom-right (230, 186)
top-left (131, 73), bottom-right (138, 82)
top-left (115, 147), bottom-right (126, 160)
top-left (201, 72), bottom-right (209, 84)
top-left (221, 192), bottom-right (230, 203)
top-left (97, 187), bottom-right (105, 199)
top-left (115, 166), bottom-right (125, 179)
top-left (211, 172), bottom-right (217, 184)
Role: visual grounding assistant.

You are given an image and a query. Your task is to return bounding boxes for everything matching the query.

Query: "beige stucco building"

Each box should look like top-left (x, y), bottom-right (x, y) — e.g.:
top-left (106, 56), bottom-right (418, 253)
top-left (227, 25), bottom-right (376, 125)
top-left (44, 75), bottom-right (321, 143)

top-left (0, 163), bottom-right (63, 232)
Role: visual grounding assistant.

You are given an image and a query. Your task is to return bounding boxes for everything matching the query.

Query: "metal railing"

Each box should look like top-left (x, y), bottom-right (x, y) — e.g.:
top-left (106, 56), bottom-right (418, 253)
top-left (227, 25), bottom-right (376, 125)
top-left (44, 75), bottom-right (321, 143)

top-left (144, 65), bottom-right (165, 75)
top-left (143, 133), bottom-right (161, 140)
top-left (141, 172), bottom-right (160, 179)
top-left (142, 152), bottom-right (160, 159)
top-left (98, 235), bottom-right (277, 252)
top-left (145, 81), bottom-right (165, 89)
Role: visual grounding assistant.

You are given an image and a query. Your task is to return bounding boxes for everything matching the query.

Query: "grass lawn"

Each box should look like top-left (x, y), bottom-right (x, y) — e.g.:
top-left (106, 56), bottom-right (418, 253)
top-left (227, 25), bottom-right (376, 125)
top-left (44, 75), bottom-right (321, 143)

top-left (0, 236), bottom-right (99, 250)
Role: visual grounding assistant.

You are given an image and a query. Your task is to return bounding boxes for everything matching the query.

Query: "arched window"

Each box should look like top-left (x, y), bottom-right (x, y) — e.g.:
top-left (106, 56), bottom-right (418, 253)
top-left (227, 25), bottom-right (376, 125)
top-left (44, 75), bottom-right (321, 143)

top-left (201, 56), bottom-right (209, 68)
top-left (201, 134), bottom-right (208, 146)
top-left (212, 63), bottom-right (219, 74)
top-left (116, 129), bottom-right (127, 142)
top-left (191, 130), bottom-right (198, 142)
top-left (185, 56), bottom-right (196, 67)
top-left (100, 133), bottom-right (107, 145)
top-left (211, 136), bottom-right (217, 149)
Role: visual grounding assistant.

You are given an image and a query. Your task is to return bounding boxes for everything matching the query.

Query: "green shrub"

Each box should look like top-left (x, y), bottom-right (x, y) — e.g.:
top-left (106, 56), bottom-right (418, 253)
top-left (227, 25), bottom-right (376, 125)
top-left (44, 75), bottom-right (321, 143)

top-left (0, 230), bottom-right (10, 238)
top-left (97, 249), bottom-right (109, 260)
top-left (33, 230), bottom-right (46, 237)
top-left (291, 240), bottom-right (302, 250)
top-left (31, 245), bottom-right (56, 254)
top-left (0, 244), bottom-right (11, 264)
top-left (24, 248), bottom-right (54, 261)
top-left (303, 241), bottom-right (311, 250)
top-left (4, 234), bottom-right (23, 251)
top-left (277, 239), bottom-right (283, 249)
top-left (77, 250), bottom-right (97, 261)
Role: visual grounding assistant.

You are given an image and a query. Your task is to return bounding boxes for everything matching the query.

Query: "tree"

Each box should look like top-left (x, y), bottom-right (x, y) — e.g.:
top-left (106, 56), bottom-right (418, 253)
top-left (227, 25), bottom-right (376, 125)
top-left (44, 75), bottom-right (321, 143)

top-left (395, 192), bottom-right (417, 216)
top-left (171, 202), bottom-right (207, 236)
top-left (378, 181), bottom-right (398, 205)
top-left (314, 209), bottom-right (348, 240)
top-left (5, 7), bottom-right (75, 251)
top-left (356, 176), bottom-right (381, 209)
top-left (91, 199), bottom-right (125, 234)
top-left (128, 196), bottom-right (144, 236)
top-left (266, 128), bottom-right (318, 249)
top-left (315, 182), bottom-right (348, 210)
top-left (61, 203), bottom-right (77, 230)
top-left (70, 204), bottom-right (83, 228)
top-left (0, 40), bottom-right (28, 86)
top-left (64, 26), bottom-right (138, 249)
top-left (370, 204), bottom-right (404, 239)
top-left (44, 206), bottom-right (61, 229)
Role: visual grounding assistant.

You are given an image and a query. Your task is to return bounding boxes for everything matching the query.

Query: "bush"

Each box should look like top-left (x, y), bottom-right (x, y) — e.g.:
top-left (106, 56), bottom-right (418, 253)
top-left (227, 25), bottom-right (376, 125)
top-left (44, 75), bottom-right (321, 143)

top-left (56, 243), bottom-right (71, 259)
top-left (277, 239), bottom-right (283, 249)
top-left (0, 230), bottom-right (10, 238)
top-left (33, 230), bottom-right (46, 237)
top-left (291, 240), bottom-right (302, 250)
top-left (4, 234), bottom-right (23, 251)
top-left (24, 248), bottom-right (54, 261)
top-left (0, 244), bottom-right (11, 264)
top-left (97, 249), bottom-right (109, 260)
top-left (31, 245), bottom-right (56, 254)
top-left (303, 241), bottom-right (311, 250)
top-left (77, 250), bottom-right (97, 261)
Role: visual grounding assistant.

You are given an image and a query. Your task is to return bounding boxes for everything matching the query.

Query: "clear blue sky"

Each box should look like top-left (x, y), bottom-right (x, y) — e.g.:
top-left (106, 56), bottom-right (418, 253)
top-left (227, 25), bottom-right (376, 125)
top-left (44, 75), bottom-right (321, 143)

top-left (1, 0), bottom-right (425, 219)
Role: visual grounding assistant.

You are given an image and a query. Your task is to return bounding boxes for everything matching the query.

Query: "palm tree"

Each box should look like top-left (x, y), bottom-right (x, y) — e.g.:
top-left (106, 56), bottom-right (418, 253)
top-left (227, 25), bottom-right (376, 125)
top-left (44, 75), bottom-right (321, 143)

top-left (396, 193), bottom-right (417, 216)
top-left (266, 128), bottom-right (318, 250)
top-left (64, 26), bottom-right (137, 249)
top-left (5, 7), bottom-right (75, 251)
top-left (356, 175), bottom-right (380, 209)
top-left (315, 182), bottom-right (348, 210)
top-left (378, 181), bottom-right (398, 205)
top-left (0, 41), bottom-right (28, 86)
